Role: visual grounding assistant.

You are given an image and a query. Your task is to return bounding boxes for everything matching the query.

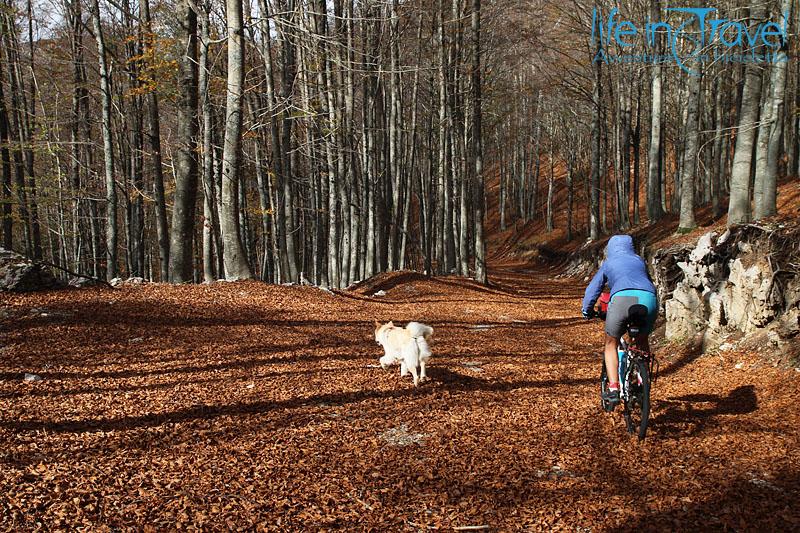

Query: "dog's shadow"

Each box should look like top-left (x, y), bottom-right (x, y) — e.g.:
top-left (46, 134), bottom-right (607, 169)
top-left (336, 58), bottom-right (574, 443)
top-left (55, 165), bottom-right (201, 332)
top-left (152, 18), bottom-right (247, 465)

top-left (425, 366), bottom-right (487, 389)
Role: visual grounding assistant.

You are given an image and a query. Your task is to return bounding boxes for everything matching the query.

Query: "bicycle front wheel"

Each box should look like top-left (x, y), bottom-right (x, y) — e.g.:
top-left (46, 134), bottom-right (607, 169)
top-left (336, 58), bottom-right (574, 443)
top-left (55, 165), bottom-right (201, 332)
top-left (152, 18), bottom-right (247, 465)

top-left (623, 358), bottom-right (651, 440)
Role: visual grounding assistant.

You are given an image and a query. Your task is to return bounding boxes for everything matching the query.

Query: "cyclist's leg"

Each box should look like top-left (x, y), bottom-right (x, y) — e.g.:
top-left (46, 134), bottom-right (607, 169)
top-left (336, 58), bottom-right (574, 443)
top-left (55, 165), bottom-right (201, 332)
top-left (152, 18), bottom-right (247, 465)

top-left (604, 334), bottom-right (619, 384)
top-left (632, 291), bottom-right (658, 351)
top-left (604, 294), bottom-right (636, 401)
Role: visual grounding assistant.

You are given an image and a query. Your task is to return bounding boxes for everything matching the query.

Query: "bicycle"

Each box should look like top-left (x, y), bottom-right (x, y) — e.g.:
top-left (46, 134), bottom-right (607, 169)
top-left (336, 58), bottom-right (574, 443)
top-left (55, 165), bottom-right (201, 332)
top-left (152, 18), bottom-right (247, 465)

top-left (590, 304), bottom-right (659, 440)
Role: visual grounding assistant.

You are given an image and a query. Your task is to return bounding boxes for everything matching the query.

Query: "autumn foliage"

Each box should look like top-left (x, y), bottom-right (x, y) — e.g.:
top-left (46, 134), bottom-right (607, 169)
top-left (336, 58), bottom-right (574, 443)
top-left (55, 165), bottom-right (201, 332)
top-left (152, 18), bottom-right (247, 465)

top-left (1, 268), bottom-right (799, 529)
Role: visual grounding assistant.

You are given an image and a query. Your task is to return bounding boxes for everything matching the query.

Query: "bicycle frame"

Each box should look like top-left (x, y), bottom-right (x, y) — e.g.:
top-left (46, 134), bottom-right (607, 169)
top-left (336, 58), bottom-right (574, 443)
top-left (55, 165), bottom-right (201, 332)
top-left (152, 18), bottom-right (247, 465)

top-left (589, 310), bottom-right (659, 394)
top-left (618, 335), bottom-right (659, 403)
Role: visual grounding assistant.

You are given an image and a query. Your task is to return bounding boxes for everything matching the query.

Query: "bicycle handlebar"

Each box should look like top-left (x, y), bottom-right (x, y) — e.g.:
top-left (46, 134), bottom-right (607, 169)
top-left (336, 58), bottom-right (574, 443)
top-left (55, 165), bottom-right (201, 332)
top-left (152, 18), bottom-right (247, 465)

top-left (585, 309), bottom-right (606, 320)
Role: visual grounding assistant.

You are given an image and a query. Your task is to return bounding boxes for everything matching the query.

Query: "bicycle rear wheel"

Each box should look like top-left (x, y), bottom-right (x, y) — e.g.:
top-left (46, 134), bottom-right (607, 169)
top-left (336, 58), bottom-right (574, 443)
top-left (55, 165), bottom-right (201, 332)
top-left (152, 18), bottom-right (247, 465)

top-left (623, 358), bottom-right (651, 440)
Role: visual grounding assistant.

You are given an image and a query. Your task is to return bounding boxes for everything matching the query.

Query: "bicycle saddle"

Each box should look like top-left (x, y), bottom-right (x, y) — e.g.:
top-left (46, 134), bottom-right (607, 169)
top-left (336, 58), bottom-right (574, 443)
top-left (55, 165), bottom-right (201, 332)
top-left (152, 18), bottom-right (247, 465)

top-left (627, 304), bottom-right (649, 336)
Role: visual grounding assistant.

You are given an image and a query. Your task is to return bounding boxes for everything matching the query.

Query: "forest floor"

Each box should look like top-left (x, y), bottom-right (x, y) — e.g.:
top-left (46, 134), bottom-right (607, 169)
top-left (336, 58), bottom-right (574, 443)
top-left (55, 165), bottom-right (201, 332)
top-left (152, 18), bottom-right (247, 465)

top-left (1, 265), bottom-right (799, 531)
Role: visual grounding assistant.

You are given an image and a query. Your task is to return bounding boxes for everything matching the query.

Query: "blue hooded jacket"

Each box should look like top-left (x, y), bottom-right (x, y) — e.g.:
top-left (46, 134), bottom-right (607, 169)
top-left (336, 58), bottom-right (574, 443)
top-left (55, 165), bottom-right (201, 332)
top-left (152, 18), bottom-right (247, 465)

top-left (581, 235), bottom-right (656, 314)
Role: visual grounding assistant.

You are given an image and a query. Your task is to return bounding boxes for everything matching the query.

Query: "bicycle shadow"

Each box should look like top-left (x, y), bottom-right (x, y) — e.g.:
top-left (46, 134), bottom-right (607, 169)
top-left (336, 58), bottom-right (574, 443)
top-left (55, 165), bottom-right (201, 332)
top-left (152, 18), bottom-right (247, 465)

top-left (652, 385), bottom-right (758, 437)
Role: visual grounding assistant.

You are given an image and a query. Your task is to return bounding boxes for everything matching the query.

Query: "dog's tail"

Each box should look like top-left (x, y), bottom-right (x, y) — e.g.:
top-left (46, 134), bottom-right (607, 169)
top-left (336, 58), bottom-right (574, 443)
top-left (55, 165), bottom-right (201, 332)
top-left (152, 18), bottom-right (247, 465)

top-left (405, 322), bottom-right (433, 340)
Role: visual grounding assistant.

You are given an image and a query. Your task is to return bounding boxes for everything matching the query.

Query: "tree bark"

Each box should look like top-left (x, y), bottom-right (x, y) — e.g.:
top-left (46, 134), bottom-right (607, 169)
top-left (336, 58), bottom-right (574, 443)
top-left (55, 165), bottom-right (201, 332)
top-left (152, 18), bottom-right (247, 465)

top-left (756, 0), bottom-right (792, 220)
top-left (90, 0), bottom-right (117, 280)
top-left (678, 67), bottom-right (702, 232)
top-left (589, 41), bottom-right (602, 241)
top-left (219, 0), bottom-right (253, 280)
top-left (471, 0), bottom-right (486, 283)
top-left (168, 0), bottom-right (200, 282)
top-left (0, 54), bottom-right (12, 249)
top-left (646, 0), bottom-right (664, 222)
top-left (140, 0), bottom-right (169, 281)
top-left (728, 5), bottom-right (765, 226)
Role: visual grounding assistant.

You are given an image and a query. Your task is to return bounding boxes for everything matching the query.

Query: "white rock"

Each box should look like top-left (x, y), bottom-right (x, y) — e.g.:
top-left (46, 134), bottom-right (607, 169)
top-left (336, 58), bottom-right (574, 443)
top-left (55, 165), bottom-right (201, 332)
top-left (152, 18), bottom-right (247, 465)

top-left (666, 281), bottom-right (707, 340)
top-left (373, 290), bottom-right (387, 297)
top-left (23, 373), bottom-right (42, 382)
top-left (689, 232), bottom-right (716, 264)
top-left (706, 291), bottom-right (725, 329)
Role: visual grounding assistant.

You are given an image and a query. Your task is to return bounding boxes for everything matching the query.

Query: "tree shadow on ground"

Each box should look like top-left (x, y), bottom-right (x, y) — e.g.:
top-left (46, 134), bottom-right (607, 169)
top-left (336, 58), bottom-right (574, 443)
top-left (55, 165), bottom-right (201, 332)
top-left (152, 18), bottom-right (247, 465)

top-left (30, 342), bottom-right (370, 381)
top-left (1, 366), bottom-right (353, 400)
top-left (652, 385), bottom-right (758, 438)
top-left (1, 366), bottom-right (596, 435)
top-left (656, 339), bottom-right (705, 378)
top-left (625, 467), bottom-right (800, 530)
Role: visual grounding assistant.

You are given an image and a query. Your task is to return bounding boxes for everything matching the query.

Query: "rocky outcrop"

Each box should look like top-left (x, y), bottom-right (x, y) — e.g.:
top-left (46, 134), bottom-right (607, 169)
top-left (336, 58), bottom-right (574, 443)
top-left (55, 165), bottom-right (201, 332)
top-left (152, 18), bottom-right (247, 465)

top-left (661, 224), bottom-right (800, 355)
top-left (649, 241), bottom-right (693, 307)
top-left (0, 248), bottom-right (60, 292)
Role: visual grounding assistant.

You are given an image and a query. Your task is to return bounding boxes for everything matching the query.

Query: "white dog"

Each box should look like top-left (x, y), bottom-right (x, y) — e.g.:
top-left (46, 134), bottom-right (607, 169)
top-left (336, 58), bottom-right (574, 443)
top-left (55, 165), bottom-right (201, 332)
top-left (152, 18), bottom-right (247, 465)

top-left (374, 321), bottom-right (433, 386)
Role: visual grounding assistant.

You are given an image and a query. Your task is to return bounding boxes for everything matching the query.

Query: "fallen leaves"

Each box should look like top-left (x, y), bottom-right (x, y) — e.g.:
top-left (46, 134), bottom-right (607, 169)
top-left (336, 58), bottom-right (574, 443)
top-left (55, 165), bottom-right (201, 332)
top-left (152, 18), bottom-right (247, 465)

top-left (0, 270), bottom-right (798, 530)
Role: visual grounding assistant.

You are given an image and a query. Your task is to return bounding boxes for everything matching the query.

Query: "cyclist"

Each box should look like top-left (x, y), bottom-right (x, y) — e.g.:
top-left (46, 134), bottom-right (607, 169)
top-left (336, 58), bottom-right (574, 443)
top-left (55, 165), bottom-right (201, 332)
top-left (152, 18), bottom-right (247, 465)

top-left (581, 235), bottom-right (658, 409)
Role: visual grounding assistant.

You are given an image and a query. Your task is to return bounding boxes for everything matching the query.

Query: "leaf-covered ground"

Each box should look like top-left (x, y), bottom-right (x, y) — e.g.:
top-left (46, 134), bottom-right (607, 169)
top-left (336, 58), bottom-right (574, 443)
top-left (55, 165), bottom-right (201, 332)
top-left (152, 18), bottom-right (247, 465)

top-left (1, 268), bottom-right (799, 531)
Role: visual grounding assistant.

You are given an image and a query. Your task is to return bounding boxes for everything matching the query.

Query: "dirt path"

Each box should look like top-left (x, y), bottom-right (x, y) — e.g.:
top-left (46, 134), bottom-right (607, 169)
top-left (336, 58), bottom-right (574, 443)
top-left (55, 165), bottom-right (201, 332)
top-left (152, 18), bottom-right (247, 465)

top-left (1, 269), bottom-right (798, 530)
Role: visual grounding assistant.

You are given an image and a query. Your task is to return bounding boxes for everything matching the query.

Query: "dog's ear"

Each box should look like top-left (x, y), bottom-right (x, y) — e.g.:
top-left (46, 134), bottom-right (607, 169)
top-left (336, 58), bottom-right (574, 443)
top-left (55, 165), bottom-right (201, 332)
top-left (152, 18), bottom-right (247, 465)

top-left (374, 320), bottom-right (381, 327)
top-left (388, 321), bottom-right (394, 326)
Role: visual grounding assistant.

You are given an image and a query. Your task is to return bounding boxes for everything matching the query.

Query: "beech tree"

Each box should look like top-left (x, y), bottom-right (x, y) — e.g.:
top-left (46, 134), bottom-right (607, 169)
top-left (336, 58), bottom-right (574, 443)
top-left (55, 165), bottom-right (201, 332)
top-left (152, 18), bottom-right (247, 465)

top-left (219, 0), bottom-right (253, 280)
top-left (168, 0), bottom-right (200, 282)
top-left (0, 0), bottom-right (796, 284)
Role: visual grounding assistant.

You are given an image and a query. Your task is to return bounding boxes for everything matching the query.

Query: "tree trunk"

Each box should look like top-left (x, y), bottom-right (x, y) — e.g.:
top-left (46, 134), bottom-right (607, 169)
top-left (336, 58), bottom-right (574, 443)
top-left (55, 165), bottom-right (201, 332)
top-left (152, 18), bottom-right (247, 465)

top-left (632, 82), bottom-right (641, 225)
top-left (546, 137), bottom-right (554, 233)
top-left (218, 0), bottom-right (253, 280)
top-left (757, 0), bottom-right (792, 219)
top-left (471, 0), bottom-right (486, 283)
top-left (167, 0), bottom-right (200, 282)
top-left (711, 76), bottom-right (725, 218)
top-left (678, 67), bottom-right (702, 232)
top-left (198, 0), bottom-right (219, 283)
top-left (436, 0), bottom-right (448, 274)
top-left (728, 5), bottom-right (765, 226)
top-left (619, 82), bottom-right (631, 230)
top-left (90, 0), bottom-right (118, 280)
top-left (0, 54), bottom-right (12, 249)
top-left (646, 0), bottom-right (664, 222)
top-left (140, 0), bottom-right (169, 281)
top-left (589, 42), bottom-right (602, 241)
top-left (387, 0), bottom-right (402, 271)
top-left (280, 0), bottom-right (299, 282)
top-left (566, 151), bottom-right (574, 241)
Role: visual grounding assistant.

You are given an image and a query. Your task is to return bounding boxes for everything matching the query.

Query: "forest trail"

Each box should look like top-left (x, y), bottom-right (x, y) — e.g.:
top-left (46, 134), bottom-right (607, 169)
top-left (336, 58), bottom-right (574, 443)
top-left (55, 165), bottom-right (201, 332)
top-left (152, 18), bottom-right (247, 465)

top-left (1, 267), bottom-right (799, 530)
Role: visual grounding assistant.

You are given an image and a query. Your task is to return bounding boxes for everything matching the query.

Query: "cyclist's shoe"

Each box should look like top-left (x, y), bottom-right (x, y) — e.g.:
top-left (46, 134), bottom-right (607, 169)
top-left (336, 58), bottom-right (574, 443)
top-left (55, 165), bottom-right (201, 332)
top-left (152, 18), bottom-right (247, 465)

top-left (602, 388), bottom-right (621, 412)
